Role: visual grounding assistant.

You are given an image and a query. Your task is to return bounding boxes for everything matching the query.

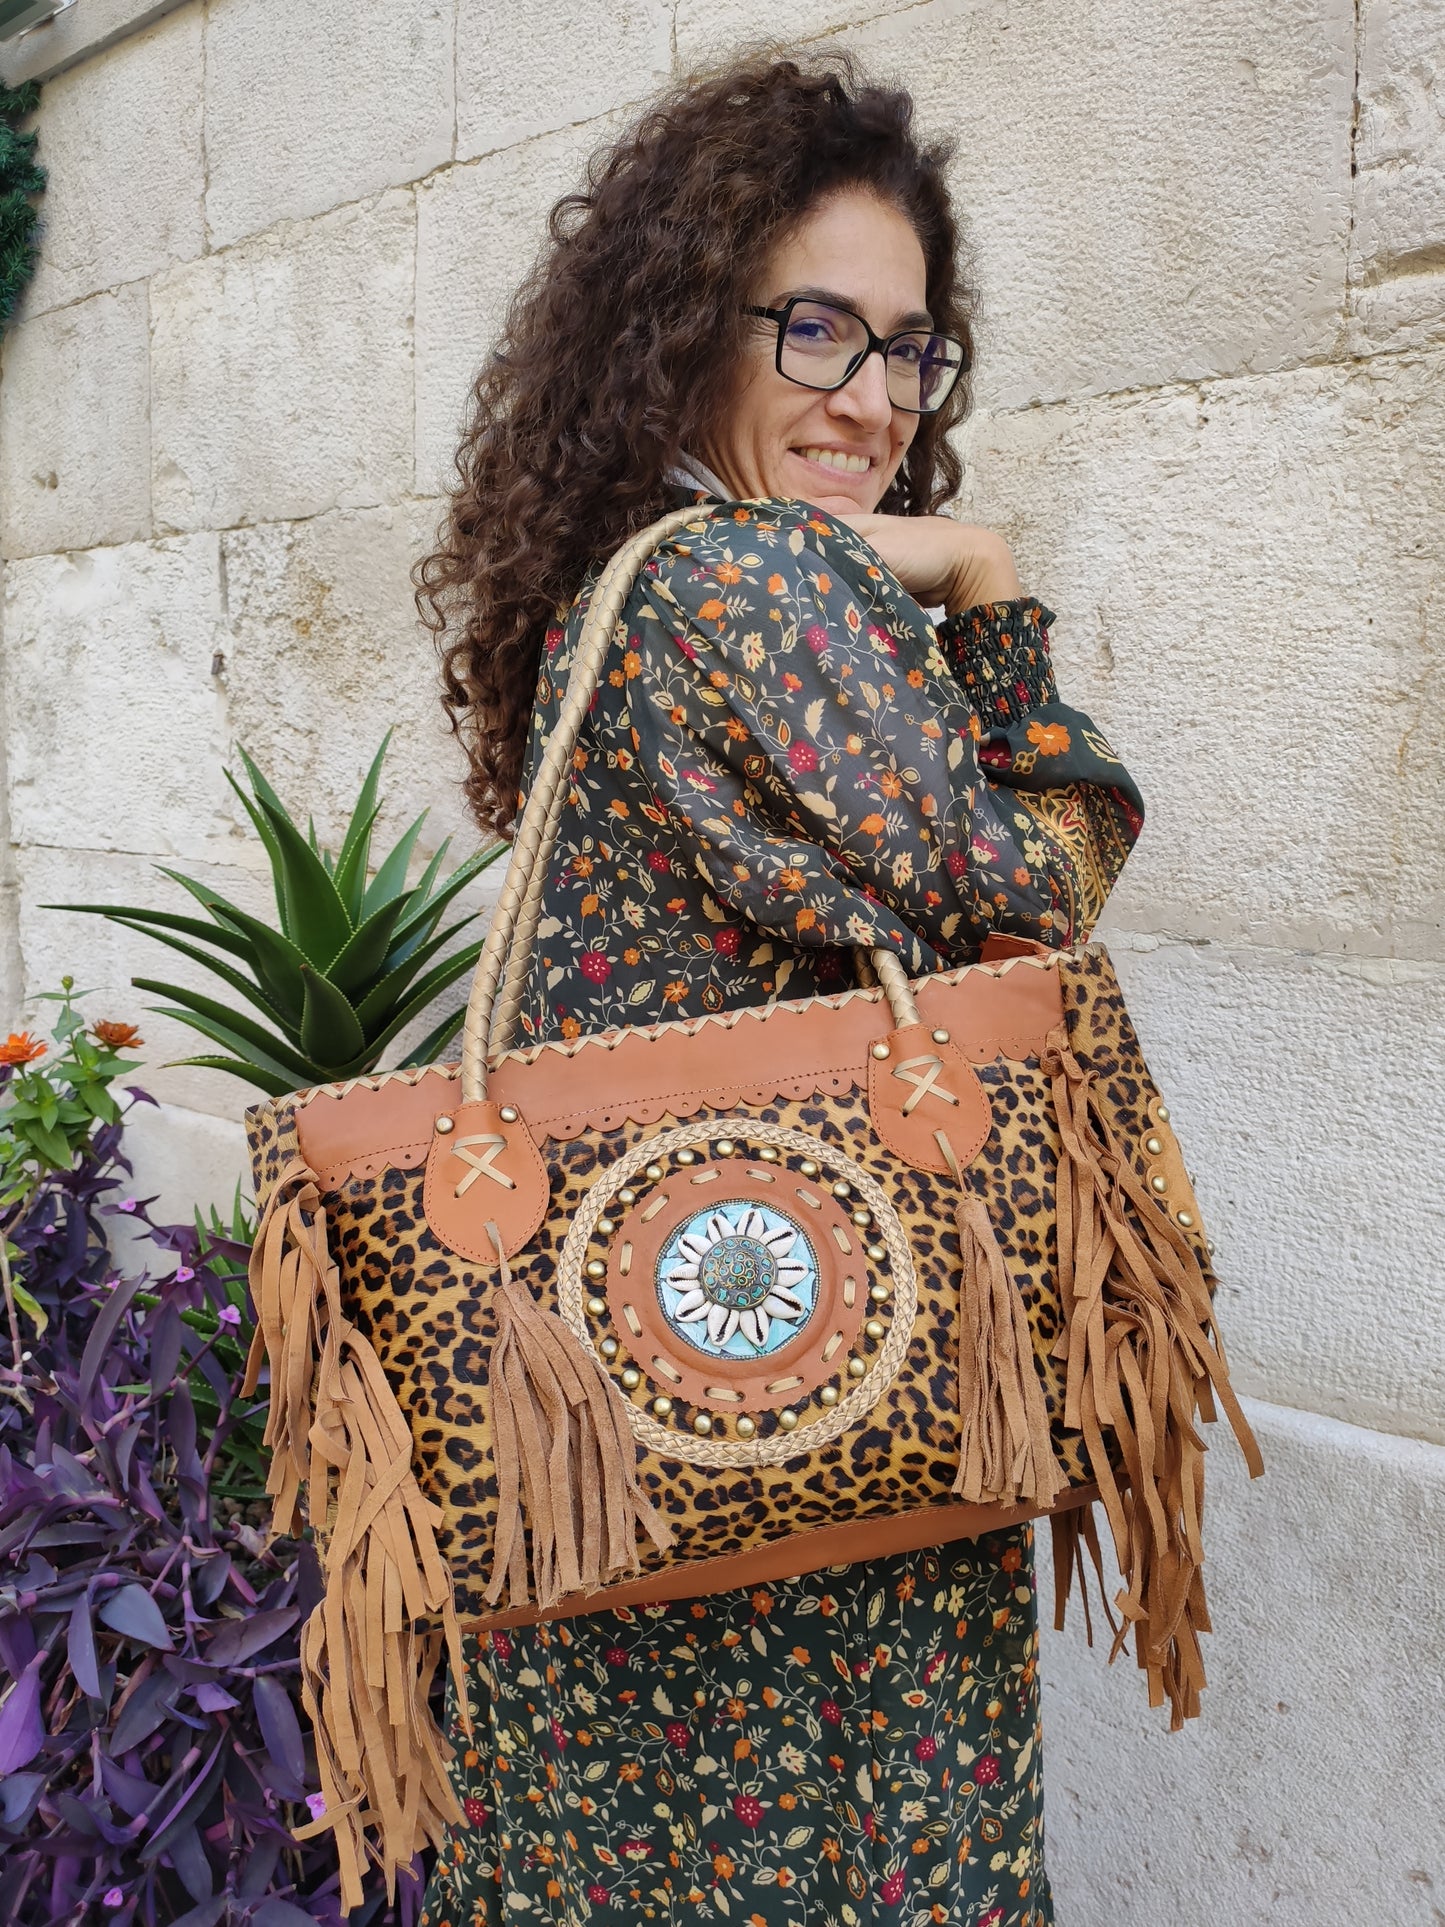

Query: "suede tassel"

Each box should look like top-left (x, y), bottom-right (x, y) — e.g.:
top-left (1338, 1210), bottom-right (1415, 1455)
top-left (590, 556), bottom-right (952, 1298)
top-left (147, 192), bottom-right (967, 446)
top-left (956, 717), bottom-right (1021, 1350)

top-left (1041, 1023), bottom-right (1264, 1727)
top-left (482, 1221), bottom-right (675, 1613)
top-left (952, 1190), bottom-right (1069, 1509)
top-left (242, 1161), bottom-right (471, 1917)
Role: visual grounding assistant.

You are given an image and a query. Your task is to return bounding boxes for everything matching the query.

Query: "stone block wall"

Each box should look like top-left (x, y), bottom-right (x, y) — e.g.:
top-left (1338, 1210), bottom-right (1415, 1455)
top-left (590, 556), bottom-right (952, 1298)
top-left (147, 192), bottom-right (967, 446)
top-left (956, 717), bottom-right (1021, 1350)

top-left (1, 1), bottom-right (1441, 1919)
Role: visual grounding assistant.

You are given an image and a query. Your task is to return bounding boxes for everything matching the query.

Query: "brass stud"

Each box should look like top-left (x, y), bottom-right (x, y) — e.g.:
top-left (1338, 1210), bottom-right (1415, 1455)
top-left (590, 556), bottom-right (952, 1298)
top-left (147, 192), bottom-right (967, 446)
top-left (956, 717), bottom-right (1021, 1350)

top-left (865, 1317), bottom-right (885, 1341)
top-left (870, 1042), bottom-right (891, 1060)
top-left (693, 1413), bottom-right (713, 1436)
top-left (777, 1408), bottom-right (798, 1431)
top-left (931, 1027), bottom-right (950, 1044)
top-left (847, 1357), bottom-right (867, 1379)
top-left (1144, 1136), bottom-right (1164, 1156)
top-left (585, 1258), bottom-right (607, 1282)
top-left (597, 1216), bottom-right (616, 1236)
top-left (586, 1295), bottom-right (607, 1317)
top-left (735, 1415), bottom-right (757, 1439)
top-left (433, 1115), bottom-right (455, 1135)
top-left (1176, 1210), bottom-right (1195, 1229)
top-left (870, 1282), bottom-right (890, 1303)
top-left (645, 1162), bottom-right (664, 1183)
top-left (799, 1158), bottom-right (820, 1178)
top-left (1149, 1174), bottom-right (1169, 1195)
top-left (652, 1396), bottom-right (673, 1418)
top-left (1206, 1239), bottom-right (1217, 1257)
top-left (851, 1208), bottom-right (871, 1227)
top-left (599, 1337), bottom-right (619, 1359)
top-left (715, 1138), bottom-right (736, 1158)
top-left (818, 1384), bottom-right (840, 1406)
top-left (1157, 1104), bottom-right (1170, 1122)
top-left (617, 1186), bottom-right (637, 1206)
top-left (675, 1148), bottom-right (697, 1166)
top-left (831, 1180), bottom-right (851, 1199)
top-left (621, 1367), bottom-right (641, 1389)
top-left (758, 1145), bottom-right (781, 1162)
top-left (498, 1104), bottom-right (519, 1124)
top-left (867, 1243), bottom-right (887, 1263)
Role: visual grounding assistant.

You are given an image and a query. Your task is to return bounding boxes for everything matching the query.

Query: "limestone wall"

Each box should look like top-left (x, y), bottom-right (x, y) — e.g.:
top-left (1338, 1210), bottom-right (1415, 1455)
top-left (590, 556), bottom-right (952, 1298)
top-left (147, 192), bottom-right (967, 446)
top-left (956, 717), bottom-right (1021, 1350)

top-left (2, 2), bottom-right (1441, 1919)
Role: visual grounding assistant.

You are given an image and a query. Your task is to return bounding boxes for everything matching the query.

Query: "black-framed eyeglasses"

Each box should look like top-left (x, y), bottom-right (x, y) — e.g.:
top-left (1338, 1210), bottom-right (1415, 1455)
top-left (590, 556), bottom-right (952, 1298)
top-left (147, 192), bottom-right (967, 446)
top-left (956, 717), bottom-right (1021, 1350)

top-left (746, 297), bottom-right (968, 415)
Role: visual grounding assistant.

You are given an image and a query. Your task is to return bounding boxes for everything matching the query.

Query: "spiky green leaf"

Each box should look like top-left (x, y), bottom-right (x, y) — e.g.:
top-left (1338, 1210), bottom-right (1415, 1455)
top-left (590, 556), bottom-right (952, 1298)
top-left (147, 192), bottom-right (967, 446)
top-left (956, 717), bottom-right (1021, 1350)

top-left (166, 1054), bottom-right (295, 1098)
top-left (358, 940), bottom-right (486, 1059)
top-left (326, 893), bottom-right (410, 997)
top-left (399, 997), bottom-right (468, 1070)
top-left (240, 794), bottom-right (354, 970)
top-left (298, 966), bottom-right (366, 1066)
top-left (333, 733), bottom-right (393, 920)
top-left (354, 913), bottom-right (480, 1029)
top-left (133, 979), bottom-right (317, 1082)
top-left (384, 842), bottom-right (506, 964)
top-left (361, 810), bottom-right (428, 916)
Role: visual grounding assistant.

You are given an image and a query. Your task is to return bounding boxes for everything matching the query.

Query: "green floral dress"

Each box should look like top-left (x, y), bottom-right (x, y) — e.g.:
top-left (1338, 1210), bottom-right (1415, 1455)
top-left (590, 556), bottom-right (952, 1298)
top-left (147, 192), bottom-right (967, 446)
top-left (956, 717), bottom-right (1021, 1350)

top-left (418, 495), bottom-right (1142, 1927)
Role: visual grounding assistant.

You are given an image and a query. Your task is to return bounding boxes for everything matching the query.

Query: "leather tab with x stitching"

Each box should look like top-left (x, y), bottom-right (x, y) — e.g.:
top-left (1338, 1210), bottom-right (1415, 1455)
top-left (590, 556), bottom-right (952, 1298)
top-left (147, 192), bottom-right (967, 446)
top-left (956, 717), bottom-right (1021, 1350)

top-left (867, 1022), bottom-right (992, 1175)
top-left (423, 1101), bottom-right (550, 1263)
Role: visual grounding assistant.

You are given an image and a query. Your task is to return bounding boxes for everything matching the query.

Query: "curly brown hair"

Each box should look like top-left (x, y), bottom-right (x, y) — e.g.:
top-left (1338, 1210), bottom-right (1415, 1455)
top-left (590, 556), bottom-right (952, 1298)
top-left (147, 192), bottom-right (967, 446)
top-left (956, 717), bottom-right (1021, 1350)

top-left (415, 50), bottom-right (974, 837)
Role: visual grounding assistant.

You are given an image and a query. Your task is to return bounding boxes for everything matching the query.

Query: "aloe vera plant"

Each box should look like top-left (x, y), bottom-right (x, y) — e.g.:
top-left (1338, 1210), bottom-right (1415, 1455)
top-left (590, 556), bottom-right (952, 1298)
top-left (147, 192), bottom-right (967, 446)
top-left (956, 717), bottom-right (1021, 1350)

top-left (56, 736), bottom-right (505, 1097)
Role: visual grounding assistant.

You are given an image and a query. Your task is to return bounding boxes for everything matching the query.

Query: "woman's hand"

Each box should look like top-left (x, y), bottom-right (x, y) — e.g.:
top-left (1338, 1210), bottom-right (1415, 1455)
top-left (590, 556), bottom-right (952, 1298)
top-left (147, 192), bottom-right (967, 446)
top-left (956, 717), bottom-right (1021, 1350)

top-left (812, 505), bottom-right (1022, 615)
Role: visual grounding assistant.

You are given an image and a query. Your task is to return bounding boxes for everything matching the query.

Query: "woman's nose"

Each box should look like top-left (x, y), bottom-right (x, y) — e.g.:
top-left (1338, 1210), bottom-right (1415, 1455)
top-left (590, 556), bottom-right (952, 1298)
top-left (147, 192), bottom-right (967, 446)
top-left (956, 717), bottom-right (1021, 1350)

top-left (825, 349), bottom-right (894, 431)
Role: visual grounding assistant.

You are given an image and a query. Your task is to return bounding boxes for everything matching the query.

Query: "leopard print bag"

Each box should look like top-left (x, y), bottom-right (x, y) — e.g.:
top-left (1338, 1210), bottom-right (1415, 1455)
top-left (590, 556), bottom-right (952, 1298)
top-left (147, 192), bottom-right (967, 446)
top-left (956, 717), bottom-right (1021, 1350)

top-left (242, 508), bottom-right (1261, 1908)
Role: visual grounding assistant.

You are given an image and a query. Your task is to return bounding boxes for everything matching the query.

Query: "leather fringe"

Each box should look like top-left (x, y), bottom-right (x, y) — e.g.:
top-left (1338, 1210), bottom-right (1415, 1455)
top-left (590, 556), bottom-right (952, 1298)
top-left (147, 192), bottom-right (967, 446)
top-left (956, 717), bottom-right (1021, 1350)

top-left (242, 1160), bottom-right (472, 1915)
top-left (1042, 1023), bottom-right (1264, 1727)
top-left (952, 1191), bottom-right (1069, 1510)
top-left (483, 1221), bottom-right (675, 1612)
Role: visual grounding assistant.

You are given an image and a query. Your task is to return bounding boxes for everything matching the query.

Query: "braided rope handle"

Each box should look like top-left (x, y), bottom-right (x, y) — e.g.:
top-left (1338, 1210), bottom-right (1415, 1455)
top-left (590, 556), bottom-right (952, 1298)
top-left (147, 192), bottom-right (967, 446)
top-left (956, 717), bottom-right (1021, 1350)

top-left (460, 506), bottom-right (918, 1103)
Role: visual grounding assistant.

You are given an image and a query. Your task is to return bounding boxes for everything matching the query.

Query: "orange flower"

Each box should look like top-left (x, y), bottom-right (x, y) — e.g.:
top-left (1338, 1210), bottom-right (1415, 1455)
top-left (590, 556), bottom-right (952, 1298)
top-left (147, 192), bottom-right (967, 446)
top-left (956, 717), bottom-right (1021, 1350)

top-left (572, 854), bottom-right (594, 877)
top-left (696, 597), bottom-right (727, 625)
top-left (767, 573), bottom-right (786, 595)
top-left (0, 1032), bottom-right (45, 1066)
top-left (815, 572), bottom-right (831, 594)
top-left (712, 1853), bottom-right (735, 1880)
top-left (808, 518), bottom-right (832, 535)
top-left (733, 1737), bottom-right (752, 1760)
top-left (580, 892), bottom-right (599, 916)
top-left (1026, 719), bottom-right (1071, 756)
top-left (781, 671), bottom-right (803, 692)
top-left (878, 770), bottom-right (904, 798)
top-left (859, 813), bottom-right (886, 838)
top-left (791, 1645), bottom-right (811, 1664)
top-left (1000, 1545), bottom-right (1022, 1573)
top-left (715, 562), bottom-right (742, 585)
top-left (662, 980), bottom-right (688, 1004)
top-left (776, 1866), bottom-right (794, 1884)
top-left (777, 1793), bottom-right (796, 1812)
top-left (618, 1761), bottom-right (643, 1782)
top-left (609, 799), bottom-right (629, 817)
top-left (623, 650), bottom-right (641, 679)
top-left (572, 746), bottom-right (588, 771)
top-left (751, 1589), bottom-right (773, 1614)
top-left (795, 907), bottom-right (819, 932)
top-left (761, 1685), bottom-right (781, 1707)
top-left (822, 1837), bottom-right (842, 1863)
top-left (896, 1574), bottom-right (915, 1602)
top-left (623, 946), bottom-right (641, 966)
top-left (779, 868), bottom-right (805, 893)
top-left (91, 1020), bottom-right (143, 1050)
top-left (906, 668), bottom-right (925, 688)
top-left (726, 715), bottom-right (749, 741)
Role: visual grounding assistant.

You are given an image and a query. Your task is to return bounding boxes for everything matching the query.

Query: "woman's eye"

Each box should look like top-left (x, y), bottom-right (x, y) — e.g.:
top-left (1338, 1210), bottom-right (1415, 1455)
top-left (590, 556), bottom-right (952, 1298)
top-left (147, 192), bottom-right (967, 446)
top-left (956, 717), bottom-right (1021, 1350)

top-left (786, 319), bottom-right (835, 346)
top-left (889, 339), bottom-right (924, 367)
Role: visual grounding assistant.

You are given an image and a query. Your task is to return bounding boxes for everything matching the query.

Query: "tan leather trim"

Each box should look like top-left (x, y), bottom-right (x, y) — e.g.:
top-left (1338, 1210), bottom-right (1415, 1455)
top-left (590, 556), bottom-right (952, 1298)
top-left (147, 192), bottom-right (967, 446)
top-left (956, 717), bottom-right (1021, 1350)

top-left (468, 1484), bottom-right (1099, 1630)
top-left (293, 948), bottom-right (1068, 1187)
top-left (866, 1024), bottom-right (991, 1176)
top-left (421, 1101), bottom-right (551, 1263)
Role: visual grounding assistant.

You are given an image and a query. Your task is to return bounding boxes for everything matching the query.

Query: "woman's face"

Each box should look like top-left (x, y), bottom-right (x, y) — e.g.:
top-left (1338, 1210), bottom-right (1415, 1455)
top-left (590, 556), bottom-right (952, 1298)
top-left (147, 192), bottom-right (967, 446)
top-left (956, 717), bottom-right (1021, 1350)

top-left (700, 188), bottom-right (929, 515)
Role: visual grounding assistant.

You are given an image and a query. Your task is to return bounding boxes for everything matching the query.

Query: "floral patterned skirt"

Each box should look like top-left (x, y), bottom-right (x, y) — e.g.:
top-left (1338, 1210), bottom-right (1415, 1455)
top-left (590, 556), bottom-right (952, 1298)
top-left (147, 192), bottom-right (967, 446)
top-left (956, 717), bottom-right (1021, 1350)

top-left (418, 1525), bottom-right (1052, 1927)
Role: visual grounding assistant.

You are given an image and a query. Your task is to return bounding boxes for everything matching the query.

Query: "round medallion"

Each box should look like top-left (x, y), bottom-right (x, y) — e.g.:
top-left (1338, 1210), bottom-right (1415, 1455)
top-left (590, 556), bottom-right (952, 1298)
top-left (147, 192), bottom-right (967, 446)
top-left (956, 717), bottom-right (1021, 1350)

top-left (658, 1204), bottom-right (818, 1356)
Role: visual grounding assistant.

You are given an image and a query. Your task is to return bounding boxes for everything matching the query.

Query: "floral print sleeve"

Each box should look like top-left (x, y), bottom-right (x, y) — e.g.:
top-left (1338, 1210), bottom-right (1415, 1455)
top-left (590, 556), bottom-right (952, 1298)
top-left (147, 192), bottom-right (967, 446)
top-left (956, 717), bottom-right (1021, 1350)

top-left (626, 502), bottom-right (1141, 972)
top-left (513, 496), bottom-right (1143, 1044)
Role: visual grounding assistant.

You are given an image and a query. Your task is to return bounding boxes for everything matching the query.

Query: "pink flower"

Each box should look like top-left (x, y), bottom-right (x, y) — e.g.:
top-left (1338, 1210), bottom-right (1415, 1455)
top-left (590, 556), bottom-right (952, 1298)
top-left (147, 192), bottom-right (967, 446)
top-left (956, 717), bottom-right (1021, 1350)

top-left (714, 926), bottom-right (740, 958)
top-left (666, 1721), bottom-right (690, 1747)
top-left (674, 634), bottom-right (699, 662)
top-left (579, 951), bottom-right (612, 984)
top-left (550, 1717), bottom-right (567, 1749)
top-left (806, 623), bottom-right (830, 652)
top-left (605, 1645), bottom-right (628, 1666)
top-left (974, 1754), bottom-right (1001, 1786)
top-left (788, 741), bottom-right (819, 774)
top-left (733, 1793), bottom-right (765, 1828)
top-left (648, 850), bottom-right (672, 871)
top-left (979, 1910), bottom-right (1005, 1927)
top-left (946, 850), bottom-right (969, 878)
top-left (103, 1890), bottom-right (125, 1908)
top-left (914, 1734), bottom-right (938, 1761)
top-left (463, 1796), bottom-right (489, 1825)
top-left (305, 1793), bottom-right (327, 1822)
top-left (620, 1840), bottom-right (652, 1860)
top-left (923, 1651), bottom-right (947, 1683)
top-left (820, 1699), bottom-right (842, 1724)
top-left (588, 1884), bottom-right (609, 1904)
top-left (880, 1867), bottom-right (906, 1904)
top-left (545, 626), bottom-right (564, 654)
top-left (490, 1630), bottom-right (512, 1661)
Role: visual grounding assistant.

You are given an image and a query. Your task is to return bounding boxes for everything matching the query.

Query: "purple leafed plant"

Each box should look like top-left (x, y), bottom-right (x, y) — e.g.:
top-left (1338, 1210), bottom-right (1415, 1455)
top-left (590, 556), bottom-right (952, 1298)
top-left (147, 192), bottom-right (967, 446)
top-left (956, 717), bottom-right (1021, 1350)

top-left (0, 991), bottom-right (433, 1926)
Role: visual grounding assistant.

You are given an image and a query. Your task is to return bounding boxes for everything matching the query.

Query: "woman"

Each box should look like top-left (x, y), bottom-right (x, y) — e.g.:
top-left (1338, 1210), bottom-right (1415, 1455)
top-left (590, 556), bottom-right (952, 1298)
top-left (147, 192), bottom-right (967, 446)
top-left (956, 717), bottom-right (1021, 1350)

top-left (416, 53), bottom-right (1142, 1927)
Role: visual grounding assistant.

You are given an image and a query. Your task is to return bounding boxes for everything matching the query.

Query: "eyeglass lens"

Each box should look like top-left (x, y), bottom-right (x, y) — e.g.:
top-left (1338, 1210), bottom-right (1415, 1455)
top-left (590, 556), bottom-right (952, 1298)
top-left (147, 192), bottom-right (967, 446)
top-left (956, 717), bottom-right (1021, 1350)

top-left (777, 301), bottom-right (963, 413)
